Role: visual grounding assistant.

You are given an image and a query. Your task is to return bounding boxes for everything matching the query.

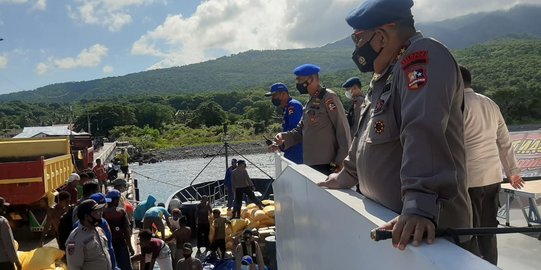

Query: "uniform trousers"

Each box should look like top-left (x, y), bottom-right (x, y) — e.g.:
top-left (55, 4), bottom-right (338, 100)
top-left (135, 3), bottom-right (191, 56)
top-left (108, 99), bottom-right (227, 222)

top-left (197, 223), bottom-right (210, 249)
top-left (113, 241), bottom-right (133, 270)
top-left (233, 187), bottom-right (264, 218)
top-left (468, 183), bottom-right (500, 265)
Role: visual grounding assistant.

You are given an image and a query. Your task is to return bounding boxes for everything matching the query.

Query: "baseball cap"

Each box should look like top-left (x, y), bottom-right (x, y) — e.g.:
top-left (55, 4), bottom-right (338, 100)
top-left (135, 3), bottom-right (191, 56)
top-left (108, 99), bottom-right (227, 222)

top-left (183, 242), bottom-right (193, 251)
top-left (106, 189), bottom-right (121, 199)
top-left (342, 77), bottom-right (362, 88)
top-left (89, 193), bottom-right (112, 204)
top-left (241, 255), bottom-right (253, 265)
top-left (67, 173), bottom-right (80, 183)
top-left (265, 83), bottom-right (288, 97)
top-left (77, 199), bottom-right (104, 219)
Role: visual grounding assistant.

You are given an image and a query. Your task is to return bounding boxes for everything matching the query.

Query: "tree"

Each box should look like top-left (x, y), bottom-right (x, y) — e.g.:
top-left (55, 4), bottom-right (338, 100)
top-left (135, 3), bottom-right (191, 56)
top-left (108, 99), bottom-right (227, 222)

top-left (245, 101), bottom-right (275, 126)
top-left (74, 104), bottom-right (136, 136)
top-left (135, 102), bottom-right (174, 128)
top-left (193, 101), bottom-right (226, 127)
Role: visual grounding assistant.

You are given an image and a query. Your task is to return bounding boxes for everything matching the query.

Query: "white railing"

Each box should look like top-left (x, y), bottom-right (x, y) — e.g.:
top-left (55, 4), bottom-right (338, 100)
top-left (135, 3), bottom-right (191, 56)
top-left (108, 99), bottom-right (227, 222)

top-left (272, 154), bottom-right (496, 270)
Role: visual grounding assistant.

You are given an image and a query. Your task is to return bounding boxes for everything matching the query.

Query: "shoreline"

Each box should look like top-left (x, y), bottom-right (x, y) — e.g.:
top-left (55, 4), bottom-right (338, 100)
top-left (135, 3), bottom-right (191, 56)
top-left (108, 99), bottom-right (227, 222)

top-left (133, 141), bottom-right (269, 163)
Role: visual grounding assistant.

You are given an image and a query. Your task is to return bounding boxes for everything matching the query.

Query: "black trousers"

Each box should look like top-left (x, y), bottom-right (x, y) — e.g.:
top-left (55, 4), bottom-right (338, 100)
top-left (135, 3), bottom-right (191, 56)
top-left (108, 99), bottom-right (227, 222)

top-left (468, 183), bottom-right (500, 265)
top-left (210, 238), bottom-right (227, 258)
top-left (233, 187), bottom-right (264, 218)
top-left (197, 223), bottom-right (210, 249)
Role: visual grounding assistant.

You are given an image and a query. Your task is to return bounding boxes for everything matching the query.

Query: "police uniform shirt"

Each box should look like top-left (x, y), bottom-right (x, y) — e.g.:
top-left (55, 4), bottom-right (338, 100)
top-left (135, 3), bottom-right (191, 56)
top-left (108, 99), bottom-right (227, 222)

top-left (282, 88), bottom-right (351, 166)
top-left (347, 95), bottom-right (366, 137)
top-left (66, 225), bottom-right (112, 270)
top-left (282, 97), bottom-right (304, 164)
top-left (336, 32), bottom-right (471, 231)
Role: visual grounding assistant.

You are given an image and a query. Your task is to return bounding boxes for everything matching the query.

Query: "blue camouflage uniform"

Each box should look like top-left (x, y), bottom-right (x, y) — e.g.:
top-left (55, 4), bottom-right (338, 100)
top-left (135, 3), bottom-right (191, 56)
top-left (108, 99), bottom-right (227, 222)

top-left (282, 97), bottom-right (304, 164)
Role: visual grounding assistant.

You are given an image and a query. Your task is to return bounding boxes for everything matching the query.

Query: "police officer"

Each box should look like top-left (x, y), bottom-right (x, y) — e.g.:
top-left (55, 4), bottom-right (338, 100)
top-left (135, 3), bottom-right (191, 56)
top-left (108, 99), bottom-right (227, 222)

top-left (271, 64), bottom-right (351, 175)
top-left (265, 82), bottom-right (304, 164)
top-left (318, 0), bottom-right (473, 252)
top-left (342, 77), bottom-right (365, 137)
top-left (66, 199), bottom-right (112, 270)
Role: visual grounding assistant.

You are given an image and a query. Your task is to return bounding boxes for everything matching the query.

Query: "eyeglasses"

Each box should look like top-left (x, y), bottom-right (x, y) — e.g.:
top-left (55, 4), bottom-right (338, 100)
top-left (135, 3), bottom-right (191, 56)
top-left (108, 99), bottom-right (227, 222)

top-left (351, 29), bottom-right (374, 45)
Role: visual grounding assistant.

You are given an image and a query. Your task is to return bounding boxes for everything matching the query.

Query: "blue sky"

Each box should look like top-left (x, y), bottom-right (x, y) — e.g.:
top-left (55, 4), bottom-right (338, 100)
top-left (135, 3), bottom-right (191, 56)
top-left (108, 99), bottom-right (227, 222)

top-left (0, 0), bottom-right (538, 95)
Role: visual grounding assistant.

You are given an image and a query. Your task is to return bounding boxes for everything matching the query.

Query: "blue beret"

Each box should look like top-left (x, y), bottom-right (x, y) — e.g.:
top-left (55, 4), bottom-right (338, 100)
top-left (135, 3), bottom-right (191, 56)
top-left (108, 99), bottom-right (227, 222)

top-left (265, 82), bottom-right (288, 96)
top-left (346, 0), bottom-right (414, 30)
top-left (293, 64), bottom-right (320, 77)
top-left (342, 77), bottom-right (362, 88)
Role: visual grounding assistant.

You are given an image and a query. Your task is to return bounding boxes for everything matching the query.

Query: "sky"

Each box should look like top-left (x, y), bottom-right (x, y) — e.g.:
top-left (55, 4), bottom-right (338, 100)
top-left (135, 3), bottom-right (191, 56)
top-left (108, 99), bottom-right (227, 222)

top-left (0, 0), bottom-right (538, 95)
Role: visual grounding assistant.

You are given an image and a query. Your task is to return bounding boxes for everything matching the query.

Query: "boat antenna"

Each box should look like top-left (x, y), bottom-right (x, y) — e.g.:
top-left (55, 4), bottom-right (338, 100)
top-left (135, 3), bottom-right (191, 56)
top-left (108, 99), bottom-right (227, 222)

top-left (223, 123), bottom-right (229, 171)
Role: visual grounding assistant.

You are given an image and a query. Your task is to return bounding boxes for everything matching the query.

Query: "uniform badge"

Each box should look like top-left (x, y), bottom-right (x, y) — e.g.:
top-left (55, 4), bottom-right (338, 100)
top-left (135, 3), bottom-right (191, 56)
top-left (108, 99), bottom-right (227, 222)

top-left (374, 99), bottom-right (385, 113)
top-left (325, 100), bottom-right (337, 111)
top-left (288, 106), bottom-right (295, 116)
top-left (374, 120), bottom-right (385, 134)
top-left (67, 242), bottom-right (76, 255)
top-left (406, 67), bottom-right (427, 90)
top-left (401, 50), bottom-right (428, 70)
top-left (307, 109), bottom-right (318, 123)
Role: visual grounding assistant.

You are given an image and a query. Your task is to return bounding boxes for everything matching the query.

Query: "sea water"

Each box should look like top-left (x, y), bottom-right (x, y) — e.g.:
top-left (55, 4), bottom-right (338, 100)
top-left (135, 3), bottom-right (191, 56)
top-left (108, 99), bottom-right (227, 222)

top-left (131, 153), bottom-right (276, 204)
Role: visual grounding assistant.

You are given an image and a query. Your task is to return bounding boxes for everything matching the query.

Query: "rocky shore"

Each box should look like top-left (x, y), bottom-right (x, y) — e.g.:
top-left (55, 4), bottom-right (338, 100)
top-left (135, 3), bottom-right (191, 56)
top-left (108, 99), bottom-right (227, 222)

top-left (131, 141), bottom-right (269, 163)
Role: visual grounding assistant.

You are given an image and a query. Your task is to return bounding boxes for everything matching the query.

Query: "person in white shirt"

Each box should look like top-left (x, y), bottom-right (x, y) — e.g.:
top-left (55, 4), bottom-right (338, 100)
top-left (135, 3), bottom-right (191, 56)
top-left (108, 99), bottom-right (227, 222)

top-left (461, 65), bottom-right (525, 265)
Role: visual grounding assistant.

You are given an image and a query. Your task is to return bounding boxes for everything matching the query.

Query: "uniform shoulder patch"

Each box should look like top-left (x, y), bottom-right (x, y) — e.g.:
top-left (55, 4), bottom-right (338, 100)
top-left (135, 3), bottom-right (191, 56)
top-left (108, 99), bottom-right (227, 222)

top-left (288, 106), bottom-right (295, 115)
top-left (401, 50), bottom-right (428, 70)
top-left (67, 241), bottom-right (76, 255)
top-left (405, 67), bottom-right (428, 90)
top-left (325, 99), bottom-right (337, 111)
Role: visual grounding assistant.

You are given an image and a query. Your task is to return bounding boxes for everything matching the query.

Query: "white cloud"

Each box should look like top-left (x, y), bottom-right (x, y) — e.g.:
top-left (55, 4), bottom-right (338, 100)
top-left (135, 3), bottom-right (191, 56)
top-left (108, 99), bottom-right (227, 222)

top-left (131, 0), bottom-right (540, 70)
top-left (35, 62), bottom-right (50, 75)
top-left (0, 0), bottom-right (47, 11)
top-left (35, 44), bottom-right (108, 75)
top-left (68, 0), bottom-right (158, 31)
top-left (31, 0), bottom-right (46, 11)
top-left (0, 55), bottom-right (8, 69)
top-left (131, 0), bottom-right (360, 69)
top-left (103, 65), bottom-right (113, 73)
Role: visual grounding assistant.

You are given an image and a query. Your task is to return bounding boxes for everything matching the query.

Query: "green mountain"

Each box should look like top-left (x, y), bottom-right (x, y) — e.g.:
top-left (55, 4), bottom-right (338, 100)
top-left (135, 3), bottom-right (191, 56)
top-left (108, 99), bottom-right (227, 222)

top-left (0, 4), bottom-right (540, 103)
top-left (324, 4), bottom-right (541, 49)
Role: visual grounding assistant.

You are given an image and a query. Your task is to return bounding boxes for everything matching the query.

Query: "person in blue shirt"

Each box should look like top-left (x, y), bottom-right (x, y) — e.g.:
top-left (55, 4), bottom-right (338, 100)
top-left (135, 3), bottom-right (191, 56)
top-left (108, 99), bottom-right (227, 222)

top-left (265, 82), bottom-right (304, 164)
top-left (143, 205), bottom-right (171, 241)
top-left (224, 158), bottom-right (237, 210)
top-left (133, 194), bottom-right (156, 228)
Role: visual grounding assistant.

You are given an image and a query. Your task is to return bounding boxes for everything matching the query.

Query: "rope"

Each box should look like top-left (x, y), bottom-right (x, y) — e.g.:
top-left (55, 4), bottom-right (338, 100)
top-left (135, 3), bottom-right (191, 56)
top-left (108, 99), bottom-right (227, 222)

top-left (130, 170), bottom-right (185, 188)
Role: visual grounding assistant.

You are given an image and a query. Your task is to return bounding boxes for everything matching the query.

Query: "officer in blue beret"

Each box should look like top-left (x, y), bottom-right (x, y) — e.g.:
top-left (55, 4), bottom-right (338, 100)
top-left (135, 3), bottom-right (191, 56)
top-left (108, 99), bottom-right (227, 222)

top-left (319, 0), bottom-right (474, 254)
top-left (341, 77), bottom-right (365, 137)
top-left (265, 83), bottom-right (304, 164)
top-left (270, 64), bottom-right (351, 175)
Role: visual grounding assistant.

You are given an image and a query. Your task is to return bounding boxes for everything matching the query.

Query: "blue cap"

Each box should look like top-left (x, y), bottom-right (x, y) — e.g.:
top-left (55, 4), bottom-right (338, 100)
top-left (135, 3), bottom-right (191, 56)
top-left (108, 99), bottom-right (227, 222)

top-left (293, 64), bottom-right (320, 77)
top-left (346, 0), bottom-right (414, 30)
top-left (265, 82), bottom-right (288, 97)
top-left (342, 77), bottom-right (362, 88)
top-left (241, 255), bottom-right (253, 265)
top-left (89, 193), bottom-right (112, 204)
top-left (106, 189), bottom-right (121, 199)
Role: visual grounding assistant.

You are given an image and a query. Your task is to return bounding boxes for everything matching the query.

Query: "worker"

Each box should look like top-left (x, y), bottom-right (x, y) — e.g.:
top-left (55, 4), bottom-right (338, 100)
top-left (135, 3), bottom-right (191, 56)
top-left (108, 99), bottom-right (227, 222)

top-left (103, 189), bottom-right (135, 270)
top-left (232, 160), bottom-right (264, 219)
top-left (0, 197), bottom-right (22, 270)
top-left (235, 230), bottom-right (264, 270)
top-left (115, 148), bottom-right (130, 179)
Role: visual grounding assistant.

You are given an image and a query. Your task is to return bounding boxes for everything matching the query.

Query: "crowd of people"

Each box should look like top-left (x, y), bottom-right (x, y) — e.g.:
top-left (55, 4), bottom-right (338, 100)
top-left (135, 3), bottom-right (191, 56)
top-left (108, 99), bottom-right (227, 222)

top-left (0, 0), bottom-right (531, 269)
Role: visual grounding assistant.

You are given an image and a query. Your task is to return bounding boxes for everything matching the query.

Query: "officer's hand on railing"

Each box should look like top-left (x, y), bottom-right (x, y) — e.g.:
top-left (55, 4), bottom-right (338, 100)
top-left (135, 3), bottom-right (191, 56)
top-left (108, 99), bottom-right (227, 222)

top-left (509, 175), bottom-right (525, 189)
top-left (378, 214), bottom-right (436, 251)
top-left (317, 173), bottom-right (342, 189)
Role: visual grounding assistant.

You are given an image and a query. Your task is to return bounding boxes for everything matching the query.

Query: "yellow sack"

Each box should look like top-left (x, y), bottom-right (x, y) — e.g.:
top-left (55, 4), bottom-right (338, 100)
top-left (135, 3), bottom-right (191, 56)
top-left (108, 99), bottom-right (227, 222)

top-left (253, 210), bottom-right (267, 222)
top-left (246, 220), bottom-right (260, 229)
top-left (17, 250), bottom-right (34, 269)
top-left (261, 200), bottom-right (274, 205)
top-left (246, 208), bottom-right (259, 220)
top-left (14, 240), bottom-right (19, 251)
top-left (155, 227), bottom-right (173, 239)
top-left (246, 203), bottom-right (258, 209)
top-left (263, 205), bottom-right (275, 218)
top-left (231, 219), bottom-right (247, 234)
top-left (259, 218), bottom-right (275, 227)
top-left (24, 247), bottom-right (65, 270)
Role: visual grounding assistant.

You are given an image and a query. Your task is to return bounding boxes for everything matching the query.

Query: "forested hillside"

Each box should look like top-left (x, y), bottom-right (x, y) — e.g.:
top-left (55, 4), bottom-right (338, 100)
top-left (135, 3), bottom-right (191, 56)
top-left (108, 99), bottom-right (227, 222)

top-left (1, 37), bottom-right (539, 149)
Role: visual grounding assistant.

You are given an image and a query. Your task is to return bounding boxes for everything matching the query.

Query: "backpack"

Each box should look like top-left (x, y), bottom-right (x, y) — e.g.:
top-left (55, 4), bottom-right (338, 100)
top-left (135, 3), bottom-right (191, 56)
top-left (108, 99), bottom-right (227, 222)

top-left (57, 206), bottom-right (74, 251)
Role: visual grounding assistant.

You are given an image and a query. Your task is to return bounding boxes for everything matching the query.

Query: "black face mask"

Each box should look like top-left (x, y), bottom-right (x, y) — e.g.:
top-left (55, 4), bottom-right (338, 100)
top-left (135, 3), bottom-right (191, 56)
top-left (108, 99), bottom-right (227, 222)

top-left (296, 79), bottom-right (311, 94)
top-left (352, 34), bottom-right (381, 73)
top-left (271, 98), bottom-right (281, 106)
top-left (184, 254), bottom-right (192, 259)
